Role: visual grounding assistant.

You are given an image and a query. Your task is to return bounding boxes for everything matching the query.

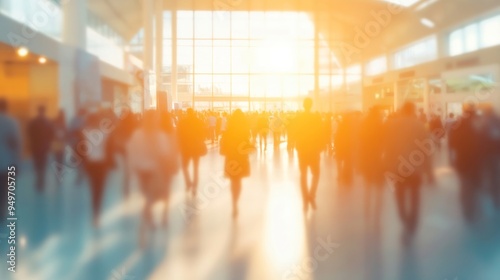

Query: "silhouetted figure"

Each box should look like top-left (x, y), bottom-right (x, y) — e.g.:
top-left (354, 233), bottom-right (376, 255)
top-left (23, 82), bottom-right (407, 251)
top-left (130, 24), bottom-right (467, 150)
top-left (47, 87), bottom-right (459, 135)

top-left (0, 99), bottom-right (21, 220)
top-left (429, 114), bottom-right (444, 150)
top-left (27, 105), bottom-right (54, 192)
top-left (335, 113), bottom-right (357, 185)
top-left (481, 107), bottom-right (500, 209)
top-left (418, 108), bottom-right (427, 124)
top-left (384, 102), bottom-right (431, 242)
top-left (256, 112), bottom-right (269, 151)
top-left (323, 114), bottom-right (333, 154)
top-left (445, 113), bottom-right (457, 164)
top-left (81, 111), bottom-right (115, 227)
top-left (270, 113), bottom-right (284, 148)
top-left (286, 113), bottom-right (297, 153)
top-left (113, 108), bottom-right (137, 197)
top-left (178, 108), bottom-right (207, 196)
top-left (295, 98), bottom-right (324, 212)
top-left (449, 104), bottom-right (484, 224)
top-left (358, 108), bottom-right (385, 226)
top-left (220, 109), bottom-right (252, 219)
top-left (208, 112), bottom-right (217, 144)
top-left (68, 108), bottom-right (87, 185)
top-left (52, 109), bottom-right (67, 185)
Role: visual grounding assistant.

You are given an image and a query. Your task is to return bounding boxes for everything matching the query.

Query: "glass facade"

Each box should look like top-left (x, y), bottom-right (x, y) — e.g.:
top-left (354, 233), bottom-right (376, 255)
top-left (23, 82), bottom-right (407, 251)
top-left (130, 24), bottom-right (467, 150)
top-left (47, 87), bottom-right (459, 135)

top-left (365, 56), bottom-right (387, 76)
top-left (392, 36), bottom-right (437, 69)
top-left (448, 14), bottom-right (500, 56)
top-left (160, 11), bottom-right (341, 111)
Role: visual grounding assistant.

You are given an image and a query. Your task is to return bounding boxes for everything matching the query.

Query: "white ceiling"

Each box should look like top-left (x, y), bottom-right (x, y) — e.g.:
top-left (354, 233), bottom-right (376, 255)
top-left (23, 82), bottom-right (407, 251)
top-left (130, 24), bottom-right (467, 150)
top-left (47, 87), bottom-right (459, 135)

top-left (87, 0), bottom-right (500, 65)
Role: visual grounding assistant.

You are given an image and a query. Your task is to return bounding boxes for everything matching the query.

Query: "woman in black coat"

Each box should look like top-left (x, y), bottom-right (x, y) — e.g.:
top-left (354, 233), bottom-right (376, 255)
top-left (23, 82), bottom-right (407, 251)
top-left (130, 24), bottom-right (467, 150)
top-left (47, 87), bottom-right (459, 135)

top-left (220, 109), bottom-right (252, 219)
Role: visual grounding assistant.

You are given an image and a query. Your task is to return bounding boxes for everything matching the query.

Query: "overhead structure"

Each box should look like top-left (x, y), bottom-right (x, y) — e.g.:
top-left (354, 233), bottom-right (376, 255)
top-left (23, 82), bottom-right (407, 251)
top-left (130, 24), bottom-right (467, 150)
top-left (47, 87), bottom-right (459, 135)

top-left (87, 0), bottom-right (500, 66)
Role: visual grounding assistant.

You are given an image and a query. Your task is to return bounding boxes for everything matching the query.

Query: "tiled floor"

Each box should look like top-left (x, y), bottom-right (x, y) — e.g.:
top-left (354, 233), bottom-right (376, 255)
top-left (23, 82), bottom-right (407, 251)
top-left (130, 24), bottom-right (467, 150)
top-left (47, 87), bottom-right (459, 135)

top-left (1, 142), bottom-right (500, 280)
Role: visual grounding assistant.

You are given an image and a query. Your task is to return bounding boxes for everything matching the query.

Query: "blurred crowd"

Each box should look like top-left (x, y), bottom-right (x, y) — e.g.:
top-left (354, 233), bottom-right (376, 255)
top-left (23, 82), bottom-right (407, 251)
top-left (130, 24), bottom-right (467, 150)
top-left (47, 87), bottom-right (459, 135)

top-left (1, 96), bottom-right (500, 247)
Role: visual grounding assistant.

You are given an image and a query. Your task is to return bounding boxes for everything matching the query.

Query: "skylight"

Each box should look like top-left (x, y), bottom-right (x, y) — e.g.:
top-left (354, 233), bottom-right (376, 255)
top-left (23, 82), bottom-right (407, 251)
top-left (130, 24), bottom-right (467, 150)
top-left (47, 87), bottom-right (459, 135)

top-left (382, 0), bottom-right (422, 7)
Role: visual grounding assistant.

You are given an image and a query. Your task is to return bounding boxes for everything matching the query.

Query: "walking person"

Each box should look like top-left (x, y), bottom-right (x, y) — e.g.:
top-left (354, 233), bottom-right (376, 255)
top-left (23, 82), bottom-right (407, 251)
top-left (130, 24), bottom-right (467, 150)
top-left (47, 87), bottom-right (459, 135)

top-left (68, 108), bottom-right (87, 185)
top-left (384, 102), bottom-right (431, 244)
top-left (208, 112), bottom-right (217, 144)
top-left (27, 105), bottom-right (54, 192)
top-left (256, 112), bottom-right (269, 151)
top-left (128, 111), bottom-right (179, 247)
top-left (220, 109), bottom-right (252, 219)
top-left (0, 99), bottom-right (21, 221)
top-left (52, 109), bottom-right (67, 185)
top-left (358, 107), bottom-right (385, 227)
top-left (482, 107), bottom-right (500, 210)
top-left (295, 98), bottom-right (325, 212)
top-left (112, 108), bottom-right (137, 197)
top-left (449, 104), bottom-right (485, 224)
top-left (177, 108), bottom-right (207, 196)
top-left (81, 111), bottom-right (115, 227)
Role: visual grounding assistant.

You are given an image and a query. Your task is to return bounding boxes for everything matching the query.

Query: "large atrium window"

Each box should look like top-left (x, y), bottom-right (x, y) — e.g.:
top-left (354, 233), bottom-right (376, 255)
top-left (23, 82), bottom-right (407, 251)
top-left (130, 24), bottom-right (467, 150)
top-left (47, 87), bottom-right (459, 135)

top-left (480, 14), bottom-right (500, 48)
top-left (365, 56), bottom-right (387, 76)
top-left (392, 36), bottom-right (437, 69)
top-left (448, 14), bottom-right (500, 56)
top-left (160, 11), bottom-right (339, 111)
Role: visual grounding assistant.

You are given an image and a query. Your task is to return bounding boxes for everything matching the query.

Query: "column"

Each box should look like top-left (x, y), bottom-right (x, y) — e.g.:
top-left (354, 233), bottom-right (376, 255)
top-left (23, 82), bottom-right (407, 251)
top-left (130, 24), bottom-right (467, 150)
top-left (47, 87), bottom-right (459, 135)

top-left (59, 0), bottom-right (87, 119)
top-left (171, 8), bottom-right (178, 109)
top-left (143, 0), bottom-right (154, 109)
top-left (313, 19), bottom-right (320, 111)
top-left (155, 0), bottom-right (164, 110)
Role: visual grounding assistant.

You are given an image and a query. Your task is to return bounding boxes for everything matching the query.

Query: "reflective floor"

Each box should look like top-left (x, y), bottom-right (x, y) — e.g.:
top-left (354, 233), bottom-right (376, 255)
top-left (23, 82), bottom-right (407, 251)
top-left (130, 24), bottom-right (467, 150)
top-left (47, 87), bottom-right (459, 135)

top-left (1, 143), bottom-right (500, 280)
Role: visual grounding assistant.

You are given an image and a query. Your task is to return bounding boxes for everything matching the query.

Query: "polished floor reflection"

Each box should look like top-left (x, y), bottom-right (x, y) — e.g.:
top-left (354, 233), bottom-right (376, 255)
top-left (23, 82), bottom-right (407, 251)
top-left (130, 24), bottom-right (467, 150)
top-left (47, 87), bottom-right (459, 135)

top-left (1, 142), bottom-right (500, 280)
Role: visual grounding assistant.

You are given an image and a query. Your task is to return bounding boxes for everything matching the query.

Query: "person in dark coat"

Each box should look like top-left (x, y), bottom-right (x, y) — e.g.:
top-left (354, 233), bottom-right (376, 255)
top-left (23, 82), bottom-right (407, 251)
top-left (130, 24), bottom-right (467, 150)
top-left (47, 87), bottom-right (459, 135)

top-left (295, 98), bottom-right (325, 212)
top-left (384, 102), bottom-right (431, 244)
top-left (81, 111), bottom-right (115, 227)
top-left (177, 108), bottom-right (207, 196)
top-left (449, 103), bottom-right (484, 224)
top-left (52, 109), bottom-right (67, 185)
top-left (112, 108), bottom-right (137, 196)
top-left (220, 109), bottom-right (252, 219)
top-left (27, 105), bottom-right (54, 192)
top-left (358, 107), bottom-right (385, 225)
top-left (482, 107), bottom-right (500, 209)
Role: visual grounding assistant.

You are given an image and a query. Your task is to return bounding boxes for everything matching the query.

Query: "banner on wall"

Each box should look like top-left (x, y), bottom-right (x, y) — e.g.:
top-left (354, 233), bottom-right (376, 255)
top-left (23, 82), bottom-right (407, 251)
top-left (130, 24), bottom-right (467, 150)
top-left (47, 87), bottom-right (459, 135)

top-left (74, 49), bottom-right (101, 108)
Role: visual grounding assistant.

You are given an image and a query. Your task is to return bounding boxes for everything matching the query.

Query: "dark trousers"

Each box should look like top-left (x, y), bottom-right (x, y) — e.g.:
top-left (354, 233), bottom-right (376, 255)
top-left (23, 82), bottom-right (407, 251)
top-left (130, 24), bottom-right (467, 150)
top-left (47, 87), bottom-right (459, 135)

top-left (0, 172), bottom-right (7, 220)
top-left (84, 162), bottom-right (108, 222)
top-left (459, 171), bottom-right (482, 223)
top-left (33, 153), bottom-right (49, 192)
top-left (298, 154), bottom-right (320, 207)
top-left (395, 174), bottom-right (422, 233)
top-left (485, 158), bottom-right (500, 209)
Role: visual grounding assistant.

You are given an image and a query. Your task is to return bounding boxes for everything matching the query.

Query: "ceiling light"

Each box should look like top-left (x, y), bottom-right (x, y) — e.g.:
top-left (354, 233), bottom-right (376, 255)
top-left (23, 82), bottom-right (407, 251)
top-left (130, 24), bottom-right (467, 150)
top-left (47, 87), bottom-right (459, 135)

top-left (382, 0), bottom-right (421, 7)
top-left (17, 47), bottom-right (28, 57)
top-left (38, 56), bottom-right (47, 64)
top-left (415, 0), bottom-right (439, 11)
top-left (420, 18), bottom-right (435, 28)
